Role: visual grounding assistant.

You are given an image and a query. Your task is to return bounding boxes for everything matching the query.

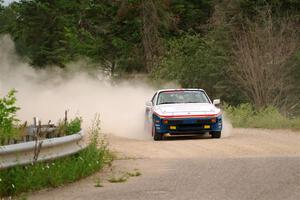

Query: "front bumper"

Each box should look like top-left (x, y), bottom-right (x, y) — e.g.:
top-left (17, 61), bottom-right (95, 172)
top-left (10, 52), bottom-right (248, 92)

top-left (153, 114), bottom-right (222, 135)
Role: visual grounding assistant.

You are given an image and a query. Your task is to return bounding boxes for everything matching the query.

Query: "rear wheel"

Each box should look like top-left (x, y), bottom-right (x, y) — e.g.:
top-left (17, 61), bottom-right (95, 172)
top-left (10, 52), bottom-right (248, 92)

top-left (152, 125), bottom-right (163, 141)
top-left (211, 131), bottom-right (221, 139)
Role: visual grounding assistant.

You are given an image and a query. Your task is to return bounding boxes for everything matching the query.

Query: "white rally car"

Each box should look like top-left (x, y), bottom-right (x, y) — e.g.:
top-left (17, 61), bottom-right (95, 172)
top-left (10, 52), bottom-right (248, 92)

top-left (145, 89), bottom-right (222, 140)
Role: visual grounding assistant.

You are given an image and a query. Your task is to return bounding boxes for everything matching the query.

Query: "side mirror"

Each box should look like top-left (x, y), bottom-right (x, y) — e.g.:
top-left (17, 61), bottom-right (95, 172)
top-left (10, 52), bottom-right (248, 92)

top-left (145, 101), bottom-right (153, 107)
top-left (213, 99), bottom-right (220, 105)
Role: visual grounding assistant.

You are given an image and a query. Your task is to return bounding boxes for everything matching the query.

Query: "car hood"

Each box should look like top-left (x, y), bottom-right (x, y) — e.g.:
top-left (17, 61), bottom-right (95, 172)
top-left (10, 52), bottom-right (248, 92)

top-left (154, 103), bottom-right (221, 117)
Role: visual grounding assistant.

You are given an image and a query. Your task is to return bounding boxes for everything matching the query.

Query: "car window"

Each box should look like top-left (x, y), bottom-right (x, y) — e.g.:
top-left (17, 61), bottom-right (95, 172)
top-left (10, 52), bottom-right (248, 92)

top-left (151, 92), bottom-right (157, 105)
top-left (157, 90), bottom-right (209, 105)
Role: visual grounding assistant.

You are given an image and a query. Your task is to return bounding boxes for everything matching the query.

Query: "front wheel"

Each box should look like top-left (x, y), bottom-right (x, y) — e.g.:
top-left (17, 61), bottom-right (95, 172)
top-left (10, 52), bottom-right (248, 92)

top-left (152, 125), bottom-right (163, 141)
top-left (211, 131), bottom-right (221, 139)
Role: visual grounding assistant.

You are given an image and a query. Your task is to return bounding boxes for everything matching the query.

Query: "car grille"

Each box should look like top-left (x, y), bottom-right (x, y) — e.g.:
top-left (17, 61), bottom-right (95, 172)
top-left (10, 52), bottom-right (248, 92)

top-left (168, 120), bottom-right (184, 125)
top-left (174, 124), bottom-right (208, 131)
top-left (167, 118), bottom-right (215, 133)
top-left (167, 119), bottom-right (213, 125)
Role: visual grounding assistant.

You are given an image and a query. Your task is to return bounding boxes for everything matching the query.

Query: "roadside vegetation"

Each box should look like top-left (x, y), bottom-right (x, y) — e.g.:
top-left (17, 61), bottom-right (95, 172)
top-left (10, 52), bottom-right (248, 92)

top-left (108, 169), bottom-right (142, 184)
top-left (0, 0), bottom-right (299, 124)
top-left (225, 104), bottom-right (300, 130)
top-left (0, 90), bottom-right (82, 145)
top-left (0, 89), bottom-right (20, 144)
top-left (0, 115), bottom-right (112, 197)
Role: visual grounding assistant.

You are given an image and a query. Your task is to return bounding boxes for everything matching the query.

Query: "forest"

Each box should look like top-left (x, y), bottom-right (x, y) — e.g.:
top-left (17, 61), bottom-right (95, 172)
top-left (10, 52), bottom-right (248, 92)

top-left (0, 0), bottom-right (299, 116)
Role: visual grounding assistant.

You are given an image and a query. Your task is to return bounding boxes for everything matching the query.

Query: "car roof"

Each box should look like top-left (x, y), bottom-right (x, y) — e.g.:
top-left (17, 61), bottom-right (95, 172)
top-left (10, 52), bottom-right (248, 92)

top-left (157, 88), bottom-right (205, 93)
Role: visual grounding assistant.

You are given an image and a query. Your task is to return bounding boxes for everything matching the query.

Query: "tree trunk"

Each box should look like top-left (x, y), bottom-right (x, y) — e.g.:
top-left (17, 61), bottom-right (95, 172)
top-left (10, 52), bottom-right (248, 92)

top-left (141, 0), bottom-right (163, 72)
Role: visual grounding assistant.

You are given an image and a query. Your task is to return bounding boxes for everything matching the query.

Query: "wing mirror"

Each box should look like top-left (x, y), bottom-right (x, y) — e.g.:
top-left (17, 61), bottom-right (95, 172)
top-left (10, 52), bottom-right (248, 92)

top-left (145, 101), bottom-right (153, 107)
top-left (213, 99), bottom-right (220, 105)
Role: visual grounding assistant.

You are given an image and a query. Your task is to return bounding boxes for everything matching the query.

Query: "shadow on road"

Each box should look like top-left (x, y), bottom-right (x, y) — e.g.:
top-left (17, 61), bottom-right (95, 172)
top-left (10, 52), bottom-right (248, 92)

top-left (163, 134), bottom-right (212, 141)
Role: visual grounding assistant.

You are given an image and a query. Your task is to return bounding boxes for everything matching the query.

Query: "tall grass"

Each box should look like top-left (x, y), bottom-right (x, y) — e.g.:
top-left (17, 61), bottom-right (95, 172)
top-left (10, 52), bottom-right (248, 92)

top-left (225, 104), bottom-right (300, 129)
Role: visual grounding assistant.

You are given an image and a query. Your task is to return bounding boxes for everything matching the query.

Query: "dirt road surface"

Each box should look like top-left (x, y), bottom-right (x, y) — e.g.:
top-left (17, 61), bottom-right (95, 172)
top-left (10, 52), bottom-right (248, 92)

top-left (29, 128), bottom-right (300, 200)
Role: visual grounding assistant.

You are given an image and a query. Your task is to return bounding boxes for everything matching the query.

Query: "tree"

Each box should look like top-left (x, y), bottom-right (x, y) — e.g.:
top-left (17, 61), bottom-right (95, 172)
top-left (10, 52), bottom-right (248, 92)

top-left (230, 9), bottom-right (300, 111)
top-left (170, 0), bottom-right (213, 33)
top-left (1, 0), bottom-right (216, 73)
top-left (0, 0), bottom-right (15, 34)
top-left (141, 0), bottom-right (164, 72)
top-left (152, 33), bottom-right (228, 99)
top-left (115, 0), bottom-right (170, 73)
top-left (8, 0), bottom-right (72, 67)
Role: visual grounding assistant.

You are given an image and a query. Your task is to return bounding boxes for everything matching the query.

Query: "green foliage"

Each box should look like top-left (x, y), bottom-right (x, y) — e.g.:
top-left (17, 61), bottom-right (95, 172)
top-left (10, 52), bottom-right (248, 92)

top-left (65, 117), bottom-right (82, 135)
top-left (0, 89), bottom-right (20, 144)
top-left (108, 169), bottom-right (141, 183)
top-left (214, 0), bottom-right (300, 28)
top-left (170, 0), bottom-right (213, 33)
top-left (152, 33), bottom-right (228, 98)
top-left (0, 143), bottom-right (111, 196)
top-left (108, 174), bottom-right (128, 183)
top-left (238, 0), bottom-right (300, 19)
top-left (0, 90), bottom-right (81, 144)
top-left (1, 0), bottom-right (146, 73)
top-left (0, 0), bottom-right (14, 34)
top-left (0, 0), bottom-right (217, 73)
top-left (0, 0), bottom-right (299, 114)
top-left (127, 169), bottom-right (141, 177)
top-left (57, 117), bottom-right (82, 136)
top-left (0, 117), bottom-right (112, 197)
top-left (225, 104), bottom-right (300, 129)
top-left (94, 178), bottom-right (103, 187)
top-left (8, 0), bottom-right (73, 67)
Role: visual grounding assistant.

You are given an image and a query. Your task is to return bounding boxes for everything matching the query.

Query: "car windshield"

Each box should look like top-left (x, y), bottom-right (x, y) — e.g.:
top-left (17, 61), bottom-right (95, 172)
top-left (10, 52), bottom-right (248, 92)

top-left (157, 90), bottom-right (210, 105)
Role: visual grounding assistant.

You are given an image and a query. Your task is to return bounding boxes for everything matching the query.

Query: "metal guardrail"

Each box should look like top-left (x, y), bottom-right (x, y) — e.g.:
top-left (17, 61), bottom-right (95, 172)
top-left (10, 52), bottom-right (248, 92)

top-left (0, 130), bottom-right (86, 169)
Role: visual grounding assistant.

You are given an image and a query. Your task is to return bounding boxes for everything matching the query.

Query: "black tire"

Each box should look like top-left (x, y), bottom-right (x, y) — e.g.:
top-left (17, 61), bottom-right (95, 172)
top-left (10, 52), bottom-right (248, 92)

top-left (211, 131), bottom-right (221, 139)
top-left (153, 125), bottom-right (163, 141)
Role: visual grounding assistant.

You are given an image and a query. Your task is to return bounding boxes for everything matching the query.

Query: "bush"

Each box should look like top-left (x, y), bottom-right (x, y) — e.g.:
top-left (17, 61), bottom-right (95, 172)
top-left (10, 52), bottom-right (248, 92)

top-left (0, 89), bottom-right (20, 144)
top-left (225, 104), bottom-right (300, 129)
top-left (66, 117), bottom-right (82, 135)
top-left (57, 117), bottom-right (82, 136)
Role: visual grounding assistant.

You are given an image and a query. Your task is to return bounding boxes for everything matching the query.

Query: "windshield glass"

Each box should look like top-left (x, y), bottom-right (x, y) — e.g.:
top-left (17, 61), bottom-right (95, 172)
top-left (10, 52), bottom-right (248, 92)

top-left (157, 90), bottom-right (210, 105)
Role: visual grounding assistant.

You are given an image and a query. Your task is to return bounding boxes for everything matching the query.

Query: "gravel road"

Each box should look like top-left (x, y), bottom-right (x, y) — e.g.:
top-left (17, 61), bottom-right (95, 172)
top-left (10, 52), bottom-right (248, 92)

top-left (29, 128), bottom-right (300, 200)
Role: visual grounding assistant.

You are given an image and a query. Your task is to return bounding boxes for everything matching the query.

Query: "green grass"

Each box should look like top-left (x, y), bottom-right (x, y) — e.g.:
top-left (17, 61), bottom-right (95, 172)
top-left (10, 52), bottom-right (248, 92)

top-left (108, 169), bottom-right (142, 183)
top-left (108, 174), bottom-right (129, 183)
top-left (0, 115), bottom-right (112, 197)
top-left (94, 178), bottom-right (104, 187)
top-left (0, 143), bottom-right (112, 197)
top-left (127, 169), bottom-right (142, 177)
top-left (225, 104), bottom-right (300, 129)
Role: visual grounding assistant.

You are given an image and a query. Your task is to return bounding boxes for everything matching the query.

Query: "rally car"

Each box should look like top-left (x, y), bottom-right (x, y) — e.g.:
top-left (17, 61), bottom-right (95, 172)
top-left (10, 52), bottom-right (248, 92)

top-left (145, 89), bottom-right (222, 140)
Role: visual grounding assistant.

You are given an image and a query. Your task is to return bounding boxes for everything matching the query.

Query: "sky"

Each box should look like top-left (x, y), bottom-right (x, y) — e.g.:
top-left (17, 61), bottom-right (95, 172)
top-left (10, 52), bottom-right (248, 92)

top-left (2, 0), bottom-right (17, 6)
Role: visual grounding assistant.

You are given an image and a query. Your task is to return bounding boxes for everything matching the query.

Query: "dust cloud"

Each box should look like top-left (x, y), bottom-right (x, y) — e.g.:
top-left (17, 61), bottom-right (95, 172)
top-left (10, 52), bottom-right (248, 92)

top-left (0, 35), bottom-right (233, 140)
top-left (221, 113), bottom-right (233, 138)
top-left (0, 35), bottom-right (154, 140)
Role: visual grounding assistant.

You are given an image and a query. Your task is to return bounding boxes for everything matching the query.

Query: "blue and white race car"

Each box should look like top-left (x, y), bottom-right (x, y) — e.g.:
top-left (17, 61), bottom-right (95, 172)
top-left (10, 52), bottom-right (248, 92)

top-left (145, 89), bottom-right (222, 140)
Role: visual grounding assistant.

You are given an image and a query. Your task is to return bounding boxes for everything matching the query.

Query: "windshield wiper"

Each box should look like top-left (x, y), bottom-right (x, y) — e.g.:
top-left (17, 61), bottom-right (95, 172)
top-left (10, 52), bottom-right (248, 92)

top-left (159, 102), bottom-right (177, 105)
